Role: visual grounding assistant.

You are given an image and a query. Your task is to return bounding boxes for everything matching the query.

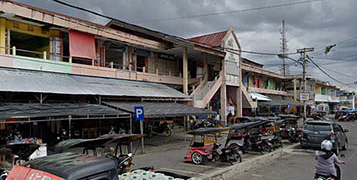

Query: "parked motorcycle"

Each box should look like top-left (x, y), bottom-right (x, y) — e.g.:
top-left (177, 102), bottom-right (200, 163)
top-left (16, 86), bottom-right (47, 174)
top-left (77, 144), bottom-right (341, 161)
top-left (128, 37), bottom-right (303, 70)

top-left (267, 133), bottom-right (283, 149)
top-left (149, 121), bottom-right (172, 137)
top-left (337, 113), bottom-right (356, 122)
top-left (191, 118), bottom-right (221, 129)
top-left (234, 133), bottom-right (270, 155)
top-left (212, 142), bottom-right (242, 165)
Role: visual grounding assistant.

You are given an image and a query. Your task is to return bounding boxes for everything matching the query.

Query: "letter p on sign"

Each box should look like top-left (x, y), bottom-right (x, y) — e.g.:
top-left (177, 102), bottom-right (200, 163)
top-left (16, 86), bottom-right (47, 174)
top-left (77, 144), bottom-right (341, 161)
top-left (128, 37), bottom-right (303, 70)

top-left (134, 106), bottom-right (144, 121)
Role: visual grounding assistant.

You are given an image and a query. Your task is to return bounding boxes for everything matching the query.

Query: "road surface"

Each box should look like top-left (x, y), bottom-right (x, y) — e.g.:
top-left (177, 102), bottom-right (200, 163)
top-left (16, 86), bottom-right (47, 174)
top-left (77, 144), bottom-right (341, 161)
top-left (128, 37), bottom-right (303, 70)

top-left (234, 121), bottom-right (357, 180)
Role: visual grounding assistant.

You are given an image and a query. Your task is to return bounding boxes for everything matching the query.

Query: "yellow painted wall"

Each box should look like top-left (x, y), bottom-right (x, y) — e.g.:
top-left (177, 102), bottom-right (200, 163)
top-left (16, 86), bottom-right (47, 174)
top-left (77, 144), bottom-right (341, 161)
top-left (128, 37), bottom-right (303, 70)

top-left (6, 20), bottom-right (59, 38)
top-left (0, 18), bottom-right (6, 54)
top-left (315, 86), bottom-right (321, 94)
top-left (3, 20), bottom-right (60, 59)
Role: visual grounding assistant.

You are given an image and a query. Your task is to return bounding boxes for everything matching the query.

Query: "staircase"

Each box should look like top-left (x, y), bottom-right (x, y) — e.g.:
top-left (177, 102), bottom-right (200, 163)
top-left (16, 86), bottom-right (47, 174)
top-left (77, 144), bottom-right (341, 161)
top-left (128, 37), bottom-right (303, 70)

top-left (192, 72), bottom-right (223, 108)
top-left (241, 82), bottom-right (257, 108)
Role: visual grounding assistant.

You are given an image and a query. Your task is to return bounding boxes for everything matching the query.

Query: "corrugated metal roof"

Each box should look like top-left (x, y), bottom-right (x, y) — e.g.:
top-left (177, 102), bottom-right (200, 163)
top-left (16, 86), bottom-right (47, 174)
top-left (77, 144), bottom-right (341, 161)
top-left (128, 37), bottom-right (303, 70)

top-left (188, 30), bottom-right (228, 48)
top-left (0, 103), bottom-right (129, 120)
top-left (0, 68), bottom-right (189, 98)
top-left (103, 101), bottom-right (216, 118)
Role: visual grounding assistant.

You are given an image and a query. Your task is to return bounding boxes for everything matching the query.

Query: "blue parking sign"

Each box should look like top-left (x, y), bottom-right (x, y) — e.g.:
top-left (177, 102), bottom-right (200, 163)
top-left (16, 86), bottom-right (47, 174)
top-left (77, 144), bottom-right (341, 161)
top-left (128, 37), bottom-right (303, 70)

top-left (134, 106), bottom-right (144, 121)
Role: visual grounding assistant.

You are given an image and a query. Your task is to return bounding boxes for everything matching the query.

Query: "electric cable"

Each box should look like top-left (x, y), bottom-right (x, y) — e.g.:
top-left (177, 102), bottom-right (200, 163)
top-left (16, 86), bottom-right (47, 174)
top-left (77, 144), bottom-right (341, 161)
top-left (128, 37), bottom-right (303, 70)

top-left (134, 0), bottom-right (329, 23)
top-left (306, 55), bottom-right (353, 85)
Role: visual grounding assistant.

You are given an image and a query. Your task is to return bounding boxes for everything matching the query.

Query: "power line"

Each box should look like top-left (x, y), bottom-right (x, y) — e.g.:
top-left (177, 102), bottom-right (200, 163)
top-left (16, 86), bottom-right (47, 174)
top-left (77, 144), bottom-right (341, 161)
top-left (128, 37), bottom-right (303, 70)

top-left (307, 56), bottom-right (352, 85)
top-left (50, 0), bottom-right (117, 20)
top-left (312, 36), bottom-right (357, 55)
top-left (134, 0), bottom-right (328, 23)
top-left (319, 65), bottom-right (355, 79)
top-left (50, 0), bottom-right (329, 24)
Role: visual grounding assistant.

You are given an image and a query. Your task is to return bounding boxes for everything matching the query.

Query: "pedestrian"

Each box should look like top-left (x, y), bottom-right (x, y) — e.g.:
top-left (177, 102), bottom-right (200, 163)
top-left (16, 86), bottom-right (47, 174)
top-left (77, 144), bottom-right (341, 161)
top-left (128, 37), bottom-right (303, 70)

top-left (227, 113), bottom-right (233, 125)
top-left (314, 140), bottom-right (344, 179)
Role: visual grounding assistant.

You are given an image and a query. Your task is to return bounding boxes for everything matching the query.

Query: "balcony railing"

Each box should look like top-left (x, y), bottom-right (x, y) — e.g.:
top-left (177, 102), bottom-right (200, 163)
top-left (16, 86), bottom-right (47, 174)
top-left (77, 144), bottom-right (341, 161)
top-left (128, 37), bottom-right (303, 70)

top-left (0, 46), bottom-right (187, 85)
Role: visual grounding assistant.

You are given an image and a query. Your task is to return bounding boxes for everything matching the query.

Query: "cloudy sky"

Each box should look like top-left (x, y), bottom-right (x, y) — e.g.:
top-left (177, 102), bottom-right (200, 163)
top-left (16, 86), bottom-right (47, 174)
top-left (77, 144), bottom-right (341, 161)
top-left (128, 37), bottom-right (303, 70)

top-left (15, 0), bottom-right (357, 89)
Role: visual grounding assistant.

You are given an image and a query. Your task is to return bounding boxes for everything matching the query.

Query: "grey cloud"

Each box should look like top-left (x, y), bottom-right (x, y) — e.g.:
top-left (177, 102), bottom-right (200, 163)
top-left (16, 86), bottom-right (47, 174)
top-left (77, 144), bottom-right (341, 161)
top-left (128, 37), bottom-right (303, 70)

top-left (14, 0), bottom-right (357, 88)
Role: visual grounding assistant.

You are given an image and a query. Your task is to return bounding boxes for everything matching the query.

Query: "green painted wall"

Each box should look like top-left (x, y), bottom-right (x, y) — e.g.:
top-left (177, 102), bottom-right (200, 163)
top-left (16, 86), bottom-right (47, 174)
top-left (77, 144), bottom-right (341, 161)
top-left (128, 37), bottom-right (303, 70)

top-left (13, 56), bottom-right (72, 74)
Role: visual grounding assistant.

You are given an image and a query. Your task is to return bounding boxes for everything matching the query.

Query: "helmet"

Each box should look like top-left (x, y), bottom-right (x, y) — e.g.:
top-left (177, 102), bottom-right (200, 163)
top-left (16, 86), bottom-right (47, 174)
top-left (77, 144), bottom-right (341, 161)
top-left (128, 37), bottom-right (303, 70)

top-left (321, 140), bottom-right (333, 151)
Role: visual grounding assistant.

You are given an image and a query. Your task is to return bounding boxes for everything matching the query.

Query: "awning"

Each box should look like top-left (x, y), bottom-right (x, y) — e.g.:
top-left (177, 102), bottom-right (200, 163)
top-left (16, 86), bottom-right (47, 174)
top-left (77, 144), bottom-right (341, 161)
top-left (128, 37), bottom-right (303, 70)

top-left (0, 68), bottom-right (189, 99)
top-left (103, 102), bottom-right (216, 118)
top-left (0, 103), bottom-right (129, 121)
top-left (249, 93), bottom-right (271, 101)
top-left (69, 30), bottom-right (96, 60)
top-left (259, 95), bottom-right (303, 106)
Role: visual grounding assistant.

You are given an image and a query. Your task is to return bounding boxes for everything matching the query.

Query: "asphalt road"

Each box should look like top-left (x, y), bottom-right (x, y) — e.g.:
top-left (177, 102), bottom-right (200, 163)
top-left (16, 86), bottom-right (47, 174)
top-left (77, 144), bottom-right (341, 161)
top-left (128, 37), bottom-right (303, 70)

top-left (234, 121), bottom-right (357, 180)
top-left (132, 130), bottom-right (289, 178)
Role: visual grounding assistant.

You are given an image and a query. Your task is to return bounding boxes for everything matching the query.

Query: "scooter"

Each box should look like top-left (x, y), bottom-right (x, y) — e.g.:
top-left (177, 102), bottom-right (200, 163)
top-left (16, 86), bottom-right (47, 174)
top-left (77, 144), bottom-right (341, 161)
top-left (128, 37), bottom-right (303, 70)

top-left (212, 142), bottom-right (242, 165)
top-left (314, 154), bottom-right (344, 180)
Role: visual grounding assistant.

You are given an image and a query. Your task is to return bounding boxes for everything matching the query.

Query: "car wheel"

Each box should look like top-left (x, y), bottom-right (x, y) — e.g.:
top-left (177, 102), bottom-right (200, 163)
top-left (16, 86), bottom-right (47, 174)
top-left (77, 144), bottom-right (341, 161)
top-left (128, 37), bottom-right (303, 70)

top-left (192, 152), bottom-right (204, 165)
top-left (342, 140), bottom-right (348, 150)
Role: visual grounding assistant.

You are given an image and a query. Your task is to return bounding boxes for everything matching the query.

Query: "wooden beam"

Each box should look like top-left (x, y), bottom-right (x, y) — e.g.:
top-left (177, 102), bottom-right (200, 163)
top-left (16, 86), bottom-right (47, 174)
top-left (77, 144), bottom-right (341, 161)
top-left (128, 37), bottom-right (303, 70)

top-left (193, 45), bottom-right (225, 57)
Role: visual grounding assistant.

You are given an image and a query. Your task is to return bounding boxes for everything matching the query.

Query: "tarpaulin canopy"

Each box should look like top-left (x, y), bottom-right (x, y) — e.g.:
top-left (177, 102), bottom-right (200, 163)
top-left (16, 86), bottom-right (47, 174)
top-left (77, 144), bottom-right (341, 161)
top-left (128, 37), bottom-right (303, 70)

top-left (69, 30), bottom-right (96, 60)
top-left (0, 103), bottom-right (129, 120)
top-left (259, 95), bottom-right (303, 106)
top-left (249, 93), bottom-right (271, 101)
top-left (103, 101), bottom-right (216, 118)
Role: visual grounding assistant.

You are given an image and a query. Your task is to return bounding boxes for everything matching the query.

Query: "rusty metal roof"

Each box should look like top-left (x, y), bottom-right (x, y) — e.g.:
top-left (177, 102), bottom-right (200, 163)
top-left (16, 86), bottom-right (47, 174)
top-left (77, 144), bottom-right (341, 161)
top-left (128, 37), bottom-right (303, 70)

top-left (0, 68), bottom-right (189, 99)
top-left (188, 30), bottom-right (228, 48)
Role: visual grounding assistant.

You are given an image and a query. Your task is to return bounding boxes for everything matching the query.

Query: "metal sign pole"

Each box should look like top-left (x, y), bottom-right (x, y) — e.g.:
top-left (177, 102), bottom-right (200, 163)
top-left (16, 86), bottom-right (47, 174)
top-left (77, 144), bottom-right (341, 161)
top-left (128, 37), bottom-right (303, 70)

top-left (129, 115), bottom-right (133, 152)
top-left (140, 120), bottom-right (144, 153)
top-left (130, 116), bottom-right (133, 134)
top-left (134, 106), bottom-right (145, 153)
top-left (68, 115), bottom-right (72, 139)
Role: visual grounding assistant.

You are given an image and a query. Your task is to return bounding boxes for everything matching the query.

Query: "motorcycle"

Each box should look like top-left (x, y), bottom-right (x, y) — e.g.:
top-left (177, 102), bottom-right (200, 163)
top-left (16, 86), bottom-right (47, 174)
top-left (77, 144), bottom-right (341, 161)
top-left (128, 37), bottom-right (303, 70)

top-left (212, 142), bottom-right (242, 165)
top-left (149, 121), bottom-right (172, 137)
top-left (314, 154), bottom-right (345, 180)
top-left (233, 133), bottom-right (270, 155)
top-left (190, 118), bottom-right (221, 129)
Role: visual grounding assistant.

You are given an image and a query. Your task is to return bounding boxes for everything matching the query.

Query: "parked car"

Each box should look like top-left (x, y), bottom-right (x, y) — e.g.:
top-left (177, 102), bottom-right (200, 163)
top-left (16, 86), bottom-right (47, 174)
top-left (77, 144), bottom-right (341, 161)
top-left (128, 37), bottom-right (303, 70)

top-left (300, 121), bottom-right (348, 154)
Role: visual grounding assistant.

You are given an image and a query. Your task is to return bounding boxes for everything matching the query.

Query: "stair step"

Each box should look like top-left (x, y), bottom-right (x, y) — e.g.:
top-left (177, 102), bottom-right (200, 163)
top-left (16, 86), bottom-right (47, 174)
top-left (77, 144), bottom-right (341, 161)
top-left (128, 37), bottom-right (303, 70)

top-left (195, 81), bottom-right (215, 100)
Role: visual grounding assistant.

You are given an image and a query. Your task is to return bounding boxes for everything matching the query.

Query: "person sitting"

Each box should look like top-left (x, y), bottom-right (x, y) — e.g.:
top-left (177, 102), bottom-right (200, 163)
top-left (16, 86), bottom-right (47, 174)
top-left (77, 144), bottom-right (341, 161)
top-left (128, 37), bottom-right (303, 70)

top-left (315, 140), bottom-right (344, 180)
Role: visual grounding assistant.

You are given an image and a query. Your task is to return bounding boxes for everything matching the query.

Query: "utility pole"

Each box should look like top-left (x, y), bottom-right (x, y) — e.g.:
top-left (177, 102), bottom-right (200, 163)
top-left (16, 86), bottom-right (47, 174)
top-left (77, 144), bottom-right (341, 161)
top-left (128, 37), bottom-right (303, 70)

top-left (297, 48), bottom-right (314, 124)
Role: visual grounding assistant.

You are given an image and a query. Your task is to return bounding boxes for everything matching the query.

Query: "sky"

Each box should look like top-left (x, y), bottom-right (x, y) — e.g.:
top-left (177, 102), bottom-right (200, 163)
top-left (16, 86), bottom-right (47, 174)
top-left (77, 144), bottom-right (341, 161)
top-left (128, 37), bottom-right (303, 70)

top-left (14, 0), bottom-right (357, 90)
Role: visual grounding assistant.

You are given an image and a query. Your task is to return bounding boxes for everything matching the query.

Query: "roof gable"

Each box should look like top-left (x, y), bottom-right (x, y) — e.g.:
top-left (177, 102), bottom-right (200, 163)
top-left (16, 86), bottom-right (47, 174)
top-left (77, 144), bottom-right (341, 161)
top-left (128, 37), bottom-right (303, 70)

top-left (188, 30), bottom-right (228, 47)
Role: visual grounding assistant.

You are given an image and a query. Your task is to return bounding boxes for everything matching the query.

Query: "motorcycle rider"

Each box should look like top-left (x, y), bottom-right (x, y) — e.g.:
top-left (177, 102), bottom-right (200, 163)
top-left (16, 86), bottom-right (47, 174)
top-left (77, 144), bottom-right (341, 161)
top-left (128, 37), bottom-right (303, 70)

top-left (315, 140), bottom-right (344, 179)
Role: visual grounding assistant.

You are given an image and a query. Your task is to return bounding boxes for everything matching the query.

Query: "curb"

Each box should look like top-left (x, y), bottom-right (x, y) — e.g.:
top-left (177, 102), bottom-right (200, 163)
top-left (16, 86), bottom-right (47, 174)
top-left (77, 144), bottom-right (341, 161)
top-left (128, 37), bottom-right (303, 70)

top-left (200, 144), bottom-right (298, 180)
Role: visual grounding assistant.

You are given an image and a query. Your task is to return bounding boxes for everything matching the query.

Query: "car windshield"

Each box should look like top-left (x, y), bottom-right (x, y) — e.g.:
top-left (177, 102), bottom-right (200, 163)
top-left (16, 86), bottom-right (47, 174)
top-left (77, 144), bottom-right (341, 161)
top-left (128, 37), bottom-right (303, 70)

top-left (304, 124), bottom-right (331, 132)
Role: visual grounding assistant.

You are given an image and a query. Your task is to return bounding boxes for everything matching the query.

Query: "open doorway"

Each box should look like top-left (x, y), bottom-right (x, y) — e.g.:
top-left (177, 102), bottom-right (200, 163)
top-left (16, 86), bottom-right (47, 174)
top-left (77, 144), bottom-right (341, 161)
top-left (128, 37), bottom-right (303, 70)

top-left (105, 49), bottom-right (124, 69)
top-left (10, 31), bottom-right (49, 59)
top-left (137, 55), bottom-right (147, 72)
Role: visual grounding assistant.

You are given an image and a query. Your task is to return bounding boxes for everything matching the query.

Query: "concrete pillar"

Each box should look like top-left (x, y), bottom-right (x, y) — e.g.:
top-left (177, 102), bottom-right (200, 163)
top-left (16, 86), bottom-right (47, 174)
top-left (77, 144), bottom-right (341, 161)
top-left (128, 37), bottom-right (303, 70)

top-left (220, 60), bottom-right (227, 125)
top-left (220, 83), bottom-right (227, 126)
top-left (293, 79), bottom-right (297, 101)
top-left (236, 87), bottom-right (243, 117)
top-left (183, 47), bottom-right (188, 94)
top-left (204, 53), bottom-right (209, 81)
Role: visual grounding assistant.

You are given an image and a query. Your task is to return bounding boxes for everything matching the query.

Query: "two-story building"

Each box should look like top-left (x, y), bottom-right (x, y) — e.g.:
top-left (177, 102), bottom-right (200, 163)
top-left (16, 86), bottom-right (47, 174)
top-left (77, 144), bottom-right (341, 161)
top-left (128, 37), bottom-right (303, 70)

top-left (241, 58), bottom-right (305, 116)
top-left (0, 0), bottom-right (224, 142)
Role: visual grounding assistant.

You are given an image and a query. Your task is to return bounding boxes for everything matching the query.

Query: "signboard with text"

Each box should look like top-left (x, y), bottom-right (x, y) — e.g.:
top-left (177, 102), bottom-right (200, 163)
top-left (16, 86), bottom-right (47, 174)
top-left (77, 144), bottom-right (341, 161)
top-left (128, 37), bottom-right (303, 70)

top-left (300, 93), bottom-right (310, 101)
